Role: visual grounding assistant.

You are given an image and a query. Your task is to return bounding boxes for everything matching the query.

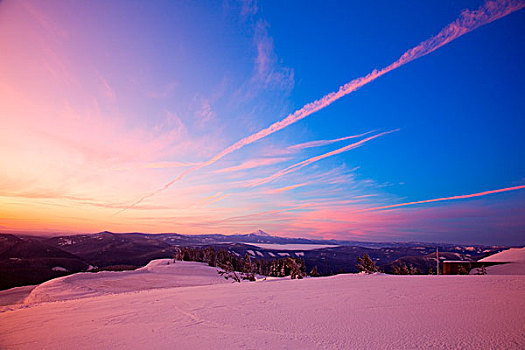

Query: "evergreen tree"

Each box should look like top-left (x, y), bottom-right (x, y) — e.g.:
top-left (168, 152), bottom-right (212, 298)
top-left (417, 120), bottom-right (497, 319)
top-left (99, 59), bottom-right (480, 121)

top-left (286, 257), bottom-right (305, 279)
top-left (172, 246), bottom-right (307, 281)
top-left (309, 265), bottom-right (320, 277)
top-left (356, 254), bottom-right (380, 274)
top-left (393, 263), bottom-right (410, 275)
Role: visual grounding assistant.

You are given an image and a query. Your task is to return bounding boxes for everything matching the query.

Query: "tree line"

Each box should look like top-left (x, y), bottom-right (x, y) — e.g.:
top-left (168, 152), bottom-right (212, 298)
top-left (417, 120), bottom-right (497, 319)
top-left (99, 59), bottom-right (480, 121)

top-left (174, 248), bottom-right (472, 278)
top-left (357, 253), bottom-right (424, 275)
top-left (173, 246), bottom-right (306, 282)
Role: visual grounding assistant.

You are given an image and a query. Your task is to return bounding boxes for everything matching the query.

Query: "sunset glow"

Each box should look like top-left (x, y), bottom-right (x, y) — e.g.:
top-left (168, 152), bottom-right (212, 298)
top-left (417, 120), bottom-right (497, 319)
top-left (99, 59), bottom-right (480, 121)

top-left (1, 0), bottom-right (524, 244)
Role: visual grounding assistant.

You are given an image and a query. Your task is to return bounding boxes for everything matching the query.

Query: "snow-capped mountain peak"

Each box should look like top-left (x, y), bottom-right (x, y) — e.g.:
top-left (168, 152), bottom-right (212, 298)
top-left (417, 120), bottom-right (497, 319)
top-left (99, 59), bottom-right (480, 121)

top-left (249, 229), bottom-right (271, 237)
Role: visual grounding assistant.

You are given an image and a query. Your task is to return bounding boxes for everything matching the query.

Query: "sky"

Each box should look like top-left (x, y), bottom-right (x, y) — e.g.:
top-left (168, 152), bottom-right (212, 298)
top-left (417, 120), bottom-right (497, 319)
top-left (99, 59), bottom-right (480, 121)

top-left (1, 0), bottom-right (524, 244)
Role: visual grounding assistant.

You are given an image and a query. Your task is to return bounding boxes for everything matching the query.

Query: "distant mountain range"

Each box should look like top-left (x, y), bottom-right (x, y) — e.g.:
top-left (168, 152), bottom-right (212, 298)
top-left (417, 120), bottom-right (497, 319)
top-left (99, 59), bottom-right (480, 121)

top-left (0, 230), bottom-right (511, 290)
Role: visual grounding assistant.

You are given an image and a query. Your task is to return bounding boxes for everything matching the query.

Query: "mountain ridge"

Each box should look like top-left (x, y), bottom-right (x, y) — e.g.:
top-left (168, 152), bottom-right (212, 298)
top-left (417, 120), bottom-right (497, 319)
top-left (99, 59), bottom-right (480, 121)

top-left (0, 231), bottom-right (516, 290)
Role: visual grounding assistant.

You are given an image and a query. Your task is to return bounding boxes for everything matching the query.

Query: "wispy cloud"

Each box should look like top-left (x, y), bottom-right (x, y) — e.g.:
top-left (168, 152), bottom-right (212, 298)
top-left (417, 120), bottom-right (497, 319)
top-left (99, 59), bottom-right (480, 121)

top-left (252, 20), bottom-right (294, 90)
top-left (217, 203), bottom-right (314, 223)
top-left (0, 191), bottom-right (167, 210)
top-left (239, 0), bottom-right (258, 18)
top-left (205, 193), bottom-right (230, 206)
top-left (266, 183), bottom-right (309, 194)
top-left (192, 192), bottom-right (225, 208)
top-left (143, 161), bottom-right (201, 169)
top-left (116, 0), bottom-right (524, 213)
top-left (214, 157), bottom-right (289, 174)
top-left (20, 1), bottom-right (68, 39)
top-left (246, 130), bottom-right (398, 187)
top-left (288, 130), bottom-right (376, 151)
top-left (235, 0), bottom-right (294, 92)
top-left (95, 71), bottom-right (116, 101)
top-left (356, 184), bottom-right (525, 212)
top-left (195, 97), bottom-right (215, 127)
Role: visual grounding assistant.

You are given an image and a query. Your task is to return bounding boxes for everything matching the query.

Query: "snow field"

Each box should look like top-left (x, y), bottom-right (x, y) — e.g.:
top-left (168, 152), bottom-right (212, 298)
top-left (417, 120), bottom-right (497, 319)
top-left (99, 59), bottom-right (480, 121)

top-left (0, 261), bottom-right (523, 349)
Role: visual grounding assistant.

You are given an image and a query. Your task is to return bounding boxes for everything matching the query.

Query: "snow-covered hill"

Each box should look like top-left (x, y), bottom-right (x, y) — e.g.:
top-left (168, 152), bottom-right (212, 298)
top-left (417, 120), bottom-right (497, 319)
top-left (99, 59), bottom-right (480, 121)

top-left (479, 247), bottom-right (525, 262)
top-left (1, 260), bottom-right (524, 349)
top-left (24, 259), bottom-right (229, 304)
top-left (477, 247), bottom-right (525, 275)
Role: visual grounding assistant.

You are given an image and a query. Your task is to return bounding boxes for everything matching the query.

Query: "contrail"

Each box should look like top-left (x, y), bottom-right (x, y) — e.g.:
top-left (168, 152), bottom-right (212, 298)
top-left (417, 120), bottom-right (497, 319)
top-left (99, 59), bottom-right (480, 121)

top-left (267, 182), bottom-right (309, 194)
top-left (116, 0), bottom-right (524, 214)
top-left (355, 184), bottom-right (525, 212)
top-left (288, 130), bottom-right (376, 150)
top-left (247, 130), bottom-right (399, 187)
top-left (216, 203), bottom-right (314, 223)
top-left (205, 193), bottom-right (230, 206)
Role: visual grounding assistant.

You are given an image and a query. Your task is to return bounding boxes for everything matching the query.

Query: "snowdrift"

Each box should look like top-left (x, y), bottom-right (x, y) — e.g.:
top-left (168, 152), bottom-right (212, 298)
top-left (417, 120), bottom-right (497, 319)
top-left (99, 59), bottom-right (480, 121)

top-left (478, 247), bottom-right (525, 275)
top-left (479, 247), bottom-right (525, 262)
top-left (24, 259), bottom-right (229, 304)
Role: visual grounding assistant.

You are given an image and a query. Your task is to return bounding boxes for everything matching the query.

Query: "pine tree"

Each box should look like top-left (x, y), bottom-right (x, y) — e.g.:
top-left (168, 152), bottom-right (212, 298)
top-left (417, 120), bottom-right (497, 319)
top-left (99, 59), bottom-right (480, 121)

top-left (241, 254), bottom-right (255, 281)
top-left (286, 257), bottom-right (305, 279)
top-left (173, 247), bottom-right (182, 261)
top-left (393, 263), bottom-right (410, 275)
top-left (356, 254), bottom-right (380, 274)
top-left (309, 265), bottom-right (320, 277)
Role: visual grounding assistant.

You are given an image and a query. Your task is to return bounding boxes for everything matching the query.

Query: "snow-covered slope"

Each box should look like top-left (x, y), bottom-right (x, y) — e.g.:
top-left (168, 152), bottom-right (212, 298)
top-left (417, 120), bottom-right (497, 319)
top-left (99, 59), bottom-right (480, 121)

top-left (1, 268), bottom-right (524, 349)
top-left (479, 247), bottom-right (525, 262)
top-left (478, 247), bottom-right (525, 275)
top-left (24, 259), bottom-right (229, 304)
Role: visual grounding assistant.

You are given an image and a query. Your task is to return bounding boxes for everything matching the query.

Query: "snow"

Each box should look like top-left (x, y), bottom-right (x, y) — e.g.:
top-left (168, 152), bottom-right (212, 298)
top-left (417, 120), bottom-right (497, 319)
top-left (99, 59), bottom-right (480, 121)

top-left (1, 271), bottom-right (523, 349)
top-left (247, 250), bottom-right (255, 256)
top-left (295, 252), bottom-right (304, 257)
top-left (470, 247), bottom-right (525, 275)
top-left (243, 243), bottom-right (339, 250)
top-left (51, 266), bottom-right (68, 272)
top-left (23, 260), bottom-right (229, 304)
top-left (277, 252), bottom-right (290, 257)
top-left (58, 238), bottom-right (73, 246)
top-left (255, 251), bottom-right (264, 257)
top-left (479, 247), bottom-right (525, 263)
top-left (481, 263), bottom-right (525, 275)
top-left (476, 248), bottom-right (525, 275)
top-left (0, 286), bottom-right (35, 307)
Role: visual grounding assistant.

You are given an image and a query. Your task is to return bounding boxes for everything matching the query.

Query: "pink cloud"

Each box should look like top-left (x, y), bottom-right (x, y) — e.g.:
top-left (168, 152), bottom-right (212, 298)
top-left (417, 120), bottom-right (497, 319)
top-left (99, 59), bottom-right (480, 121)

top-left (246, 130), bottom-right (398, 187)
top-left (266, 183), bottom-right (309, 194)
top-left (356, 184), bottom-right (525, 212)
top-left (95, 71), bottom-right (116, 101)
top-left (144, 161), bottom-right (201, 169)
top-left (288, 130), bottom-right (376, 151)
top-left (213, 157), bottom-right (289, 174)
top-left (20, 1), bottom-right (68, 39)
top-left (252, 20), bottom-right (295, 90)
